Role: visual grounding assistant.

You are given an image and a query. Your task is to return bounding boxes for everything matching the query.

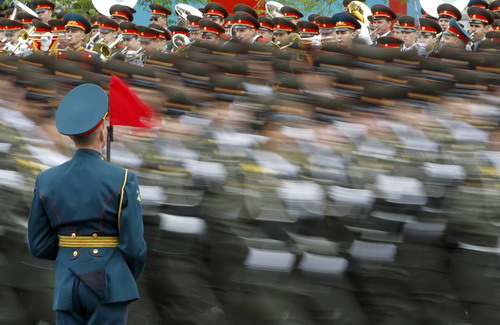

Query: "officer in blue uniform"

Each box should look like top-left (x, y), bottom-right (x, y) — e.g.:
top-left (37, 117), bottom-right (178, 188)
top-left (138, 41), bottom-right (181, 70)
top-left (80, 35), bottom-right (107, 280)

top-left (27, 84), bottom-right (147, 324)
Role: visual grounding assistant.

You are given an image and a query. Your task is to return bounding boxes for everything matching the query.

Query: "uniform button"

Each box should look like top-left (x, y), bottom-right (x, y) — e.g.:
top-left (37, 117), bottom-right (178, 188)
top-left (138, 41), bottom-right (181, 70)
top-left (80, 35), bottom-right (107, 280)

top-left (92, 249), bottom-right (99, 254)
top-left (72, 250), bottom-right (78, 257)
top-left (92, 233), bottom-right (98, 237)
top-left (71, 233), bottom-right (76, 238)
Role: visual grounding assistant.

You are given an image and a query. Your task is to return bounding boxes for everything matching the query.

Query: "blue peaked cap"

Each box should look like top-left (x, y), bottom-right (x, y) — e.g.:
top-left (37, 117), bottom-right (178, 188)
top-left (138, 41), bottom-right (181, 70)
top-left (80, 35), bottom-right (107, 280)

top-left (56, 84), bottom-right (108, 136)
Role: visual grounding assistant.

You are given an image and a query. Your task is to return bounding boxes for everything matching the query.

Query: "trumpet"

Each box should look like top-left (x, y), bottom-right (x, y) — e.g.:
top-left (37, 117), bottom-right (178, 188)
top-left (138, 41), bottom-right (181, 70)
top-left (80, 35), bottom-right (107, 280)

top-left (124, 49), bottom-right (145, 63)
top-left (86, 33), bottom-right (100, 50)
top-left (94, 35), bottom-right (123, 59)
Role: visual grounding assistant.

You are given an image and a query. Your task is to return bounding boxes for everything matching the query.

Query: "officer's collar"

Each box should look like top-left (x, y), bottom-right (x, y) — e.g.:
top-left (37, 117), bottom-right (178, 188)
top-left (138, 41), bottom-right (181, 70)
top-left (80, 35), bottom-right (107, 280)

top-left (74, 148), bottom-right (104, 159)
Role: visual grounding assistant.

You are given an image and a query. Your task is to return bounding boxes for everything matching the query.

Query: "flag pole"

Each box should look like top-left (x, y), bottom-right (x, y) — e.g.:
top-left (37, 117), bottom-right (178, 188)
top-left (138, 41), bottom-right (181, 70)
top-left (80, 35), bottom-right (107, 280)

top-left (106, 125), bottom-right (113, 162)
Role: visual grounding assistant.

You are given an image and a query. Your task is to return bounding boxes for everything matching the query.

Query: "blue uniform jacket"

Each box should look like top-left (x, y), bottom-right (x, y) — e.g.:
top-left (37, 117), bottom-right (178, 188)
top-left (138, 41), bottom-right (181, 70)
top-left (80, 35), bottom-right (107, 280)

top-left (28, 149), bottom-right (147, 311)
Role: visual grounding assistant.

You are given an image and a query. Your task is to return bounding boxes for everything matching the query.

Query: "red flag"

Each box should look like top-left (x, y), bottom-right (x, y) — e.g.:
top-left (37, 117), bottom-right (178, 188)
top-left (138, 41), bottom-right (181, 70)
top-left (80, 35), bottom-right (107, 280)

top-left (109, 75), bottom-right (153, 127)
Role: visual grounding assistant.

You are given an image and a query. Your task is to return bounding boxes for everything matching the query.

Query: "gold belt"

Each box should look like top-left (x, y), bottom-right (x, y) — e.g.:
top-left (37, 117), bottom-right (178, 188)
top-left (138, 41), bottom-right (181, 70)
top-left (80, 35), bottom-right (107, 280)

top-left (59, 235), bottom-right (119, 247)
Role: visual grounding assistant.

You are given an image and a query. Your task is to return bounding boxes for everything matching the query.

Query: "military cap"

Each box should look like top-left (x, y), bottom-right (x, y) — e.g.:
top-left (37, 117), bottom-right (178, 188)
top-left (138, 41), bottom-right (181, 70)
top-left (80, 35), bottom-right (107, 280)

top-left (149, 23), bottom-right (170, 40)
top-left (211, 74), bottom-right (246, 101)
top-left (489, 10), bottom-right (500, 20)
top-left (56, 84), bottom-right (108, 136)
top-left (199, 18), bottom-right (225, 36)
top-left (119, 22), bottom-right (139, 39)
top-left (136, 24), bottom-right (160, 41)
top-left (468, 7), bottom-right (494, 25)
top-left (204, 2), bottom-right (228, 19)
top-left (490, 0), bottom-right (500, 12)
top-left (297, 21), bottom-right (319, 35)
top-left (315, 15), bottom-right (335, 33)
top-left (233, 3), bottom-right (258, 19)
top-left (1, 18), bottom-right (23, 35)
top-left (371, 4), bottom-right (396, 20)
top-left (247, 41), bottom-right (275, 58)
top-left (437, 4), bottom-right (462, 20)
top-left (48, 19), bottom-right (65, 33)
top-left (187, 15), bottom-right (202, 31)
top-left (420, 8), bottom-right (438, 20)
top-left (493, 19), bottom-right (500, 30)
top-left (233, 11), bottom-right (259, 30)
top-left (332, 12), bottom-right (361, 31)
top-left (444, 18), bottom-right (472, 43)
top-left (97, 15), bottom-right (119, 32)
top-left (419, 18), bottom-right (442, 35)
top-left (280, 6), bottom-right (303, 20)
top-left (168, 25), bottom-right (189, 36)
top-left (343, 0), bottom-right (366, 7)
top-left (398, 15), bottom-right (417, 32)
top-left (164, 92), bottom-right (198, 116)
top-left (149, 3), bottom-right (171, 17)
top-left (64, 12), bottom-right (91, 33)
top-left (377, 36), bottom-right (404, 48)
top-left (90, 14), bottom-right (102, 28)
top-left (109, 5), bottom-right (135, 22)
top-left (26, 77), bottom-right (57, 103)
top-left (33, 0), bottom-right (55, 13)
top-left (272, 17), bottom-right (297, 33)
top-left (3, 8), bottom-right (14, 19)
top-left (258, 16), bottom-right (274, 31)
top-left (225, 14), bottom-right (235, 28)
top-left (486, 30), bottom-right (500, 40)
top-left (308, 13), bottom-right (320, 24)
top-left (32, 19), bottom-right (51, 33)
top-left (17, 12), bottom-right (38, 25)
top-left (56, 10), bottom-right (66, 20)
top-left (468, 0), bottom-right (488, 9)
top-left (146, 52), bottom-right (180, 73)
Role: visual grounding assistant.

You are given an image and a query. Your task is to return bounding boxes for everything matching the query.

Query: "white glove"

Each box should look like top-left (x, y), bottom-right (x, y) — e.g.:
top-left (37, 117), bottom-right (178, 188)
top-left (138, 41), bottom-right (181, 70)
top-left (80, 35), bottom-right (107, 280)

top-left (40, 32), bottom-right (53, 51)
top-left (357, 23), bottom-right (373, 46)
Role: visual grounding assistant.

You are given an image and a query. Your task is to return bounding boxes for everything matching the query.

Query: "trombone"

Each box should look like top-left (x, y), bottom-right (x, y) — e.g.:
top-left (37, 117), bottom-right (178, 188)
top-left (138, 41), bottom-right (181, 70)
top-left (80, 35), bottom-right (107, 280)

top-left (1, 27), bottom-right (35, 54)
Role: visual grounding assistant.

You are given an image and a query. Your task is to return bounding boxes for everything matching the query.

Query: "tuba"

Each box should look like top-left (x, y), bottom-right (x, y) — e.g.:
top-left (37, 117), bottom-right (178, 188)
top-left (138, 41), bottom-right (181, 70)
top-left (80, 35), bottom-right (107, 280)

top-left (175, 4), bottom-right (203, 28)
top-left (265, 1), bottom-right (284, 18)
top-left (348, 1), bottom-right (374, 45)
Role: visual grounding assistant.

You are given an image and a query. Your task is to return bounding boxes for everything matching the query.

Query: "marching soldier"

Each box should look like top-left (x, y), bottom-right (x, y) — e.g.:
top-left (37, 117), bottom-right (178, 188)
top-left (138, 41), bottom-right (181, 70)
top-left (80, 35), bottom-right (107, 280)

top-left (109, 4), bottom-right (135, 23)
top-left (33, 0), bottom-right (55, 23)
top-left (436, 3), bottom-right (462, 32)
top-left (315, 15), bottom-right (336, 44)
top-left (271, 17), bottom-right (298, 48)
top-left (257, 16), bottom-right (274, 43)
top-left (466, 6), bottom-right (494, 51)
top-left (441, 18), bottom-right (472, 50)
top-left (136, 24), bottom-right (164, 58)
top-left (370, 4), bottom-right (396, 41)
top-left (203, 2), bottom-right (228, 27)
top-left (63, 12), bottom-right (91, 52)
top-left (398, 15), bottom-right (426, 55)
top-left (187, 14), bottom-right (203, 42)
top-left (199, 18), bottom-right (225, 44)
top-left (280, 5), bottom-right (304, 25)
top-left (331, 11), bottom-right (361, 48)
top-left (120, 22), bottom-right (144, 66)
top-left (417, 18), bottom-right (442, 56)
top-left (17, 12), bottom-right (38, 28)
top-left (232, 11), bottom-right (263, 43)
top-left (149, 3), bottom-right (171, 29)
top-left (1, 18), bottom-right (32, 57)
top-left (96, 16), bottom-right (120, 47)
